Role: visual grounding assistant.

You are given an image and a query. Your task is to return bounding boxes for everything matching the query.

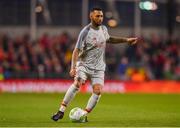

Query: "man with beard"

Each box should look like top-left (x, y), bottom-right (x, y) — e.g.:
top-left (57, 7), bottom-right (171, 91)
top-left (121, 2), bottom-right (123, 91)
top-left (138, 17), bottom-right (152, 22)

top-left (51, 7), bottom-right (137, 122)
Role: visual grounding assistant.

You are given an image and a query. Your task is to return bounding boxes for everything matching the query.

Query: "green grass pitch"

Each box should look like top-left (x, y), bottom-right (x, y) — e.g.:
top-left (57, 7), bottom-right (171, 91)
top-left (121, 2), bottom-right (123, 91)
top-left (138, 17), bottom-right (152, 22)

top-left (0, 93), bottom-right (180, 127)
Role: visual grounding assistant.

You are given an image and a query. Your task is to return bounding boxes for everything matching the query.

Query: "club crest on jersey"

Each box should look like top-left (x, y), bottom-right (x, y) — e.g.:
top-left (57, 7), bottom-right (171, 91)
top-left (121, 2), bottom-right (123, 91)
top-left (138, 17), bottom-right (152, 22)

top-left (92, 37), bottom-right (105, 48)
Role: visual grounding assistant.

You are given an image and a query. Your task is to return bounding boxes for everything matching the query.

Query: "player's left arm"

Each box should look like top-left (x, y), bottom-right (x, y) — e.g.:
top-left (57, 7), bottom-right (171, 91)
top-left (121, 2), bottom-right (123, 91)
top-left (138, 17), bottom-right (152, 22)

top-left (107, 36), bottom-right (138, 45)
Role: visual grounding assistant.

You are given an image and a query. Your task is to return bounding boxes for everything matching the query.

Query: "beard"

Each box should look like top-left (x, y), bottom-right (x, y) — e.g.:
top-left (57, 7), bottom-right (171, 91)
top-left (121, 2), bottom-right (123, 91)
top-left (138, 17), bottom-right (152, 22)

top-left (92, 21), bottom-right (102, 27)
top-left (96, 22), bottom-right (102, 26)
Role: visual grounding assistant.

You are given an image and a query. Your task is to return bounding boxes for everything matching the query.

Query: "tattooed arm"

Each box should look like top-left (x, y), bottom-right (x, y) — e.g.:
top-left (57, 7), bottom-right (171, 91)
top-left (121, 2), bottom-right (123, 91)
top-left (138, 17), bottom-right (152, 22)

top-left (107, 36), bottom-right (138, 45)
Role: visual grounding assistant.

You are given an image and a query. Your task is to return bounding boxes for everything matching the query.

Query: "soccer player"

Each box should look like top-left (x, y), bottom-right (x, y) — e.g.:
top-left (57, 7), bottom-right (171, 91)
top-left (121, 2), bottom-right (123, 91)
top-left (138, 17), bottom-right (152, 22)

top-left (51, 7), bottom-right (137, 122)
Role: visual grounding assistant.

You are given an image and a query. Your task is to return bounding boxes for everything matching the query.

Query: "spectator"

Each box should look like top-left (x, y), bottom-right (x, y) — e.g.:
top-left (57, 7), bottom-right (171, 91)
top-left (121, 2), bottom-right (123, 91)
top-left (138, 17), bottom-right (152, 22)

top-left (118, 56), bottom-right (129, 80)
top-left (0, 32), bottom-right (179, 80)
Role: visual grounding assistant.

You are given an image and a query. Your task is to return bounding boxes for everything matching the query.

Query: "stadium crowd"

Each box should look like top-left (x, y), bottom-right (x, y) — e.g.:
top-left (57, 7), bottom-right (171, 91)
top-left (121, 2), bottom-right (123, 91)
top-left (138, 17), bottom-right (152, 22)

top-left (0, 32), bottom-right (179, 81)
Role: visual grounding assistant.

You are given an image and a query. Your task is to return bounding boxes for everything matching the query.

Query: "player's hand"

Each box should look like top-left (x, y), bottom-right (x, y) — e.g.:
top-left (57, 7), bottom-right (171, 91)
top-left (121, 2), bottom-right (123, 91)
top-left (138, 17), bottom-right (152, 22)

top-left (69, 68), bottom-right (76, 77)
top-left (127, 37), bottom-right (138, 45)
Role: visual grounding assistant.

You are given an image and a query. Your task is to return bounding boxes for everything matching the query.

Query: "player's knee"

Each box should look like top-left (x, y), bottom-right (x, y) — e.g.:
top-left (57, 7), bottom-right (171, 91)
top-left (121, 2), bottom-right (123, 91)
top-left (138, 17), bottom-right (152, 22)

top-left (93, 89), bottom-right (101, 95)
top-left (93, 85), bottom-right (102, 95)
top-left (74, 78), bottom-right (84, 88)
top-left (73, 81), bottom-right (80, 88)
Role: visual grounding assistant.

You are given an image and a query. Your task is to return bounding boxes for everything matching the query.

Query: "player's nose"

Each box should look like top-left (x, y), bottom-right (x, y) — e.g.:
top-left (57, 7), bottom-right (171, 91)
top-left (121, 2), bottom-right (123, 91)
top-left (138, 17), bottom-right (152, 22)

top-left (98, 18), bottom-right (103, 22)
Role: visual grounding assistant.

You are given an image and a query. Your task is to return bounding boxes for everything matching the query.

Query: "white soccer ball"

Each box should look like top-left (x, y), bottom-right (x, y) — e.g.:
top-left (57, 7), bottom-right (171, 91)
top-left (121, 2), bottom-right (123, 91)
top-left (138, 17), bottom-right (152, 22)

top-left (69, 107), bottom-right (86, 122)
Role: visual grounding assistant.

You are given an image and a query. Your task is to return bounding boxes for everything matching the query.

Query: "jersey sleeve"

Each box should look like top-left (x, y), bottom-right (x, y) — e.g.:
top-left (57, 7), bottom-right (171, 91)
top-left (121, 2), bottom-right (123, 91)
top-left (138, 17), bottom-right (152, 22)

top-left (75, 27), bottom-right (89, 50)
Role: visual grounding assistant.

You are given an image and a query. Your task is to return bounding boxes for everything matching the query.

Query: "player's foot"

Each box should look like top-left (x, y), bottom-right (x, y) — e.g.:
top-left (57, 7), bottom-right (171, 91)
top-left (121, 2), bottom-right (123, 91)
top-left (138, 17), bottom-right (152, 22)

top-left (80, 114), bottom-right (88, 123)
top-left (81, 110), bottom-right (88, 123)
top-left (82, 116), bottom-right (88, 123)
top-left (51, 111), bottom-right (64, 121)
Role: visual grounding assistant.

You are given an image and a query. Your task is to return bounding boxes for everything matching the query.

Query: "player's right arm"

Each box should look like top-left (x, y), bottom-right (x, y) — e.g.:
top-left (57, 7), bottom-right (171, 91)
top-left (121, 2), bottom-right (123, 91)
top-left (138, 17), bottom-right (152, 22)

top-left (69, 48), bottom-right (80, 77)
top-left (69, 26), bottom-right (89, 77)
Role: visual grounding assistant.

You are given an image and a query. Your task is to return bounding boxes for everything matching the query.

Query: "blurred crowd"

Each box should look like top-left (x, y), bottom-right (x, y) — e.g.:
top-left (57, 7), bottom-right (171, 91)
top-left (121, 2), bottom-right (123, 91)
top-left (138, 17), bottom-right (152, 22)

top-left (0, 32), bottom-right (179, 81)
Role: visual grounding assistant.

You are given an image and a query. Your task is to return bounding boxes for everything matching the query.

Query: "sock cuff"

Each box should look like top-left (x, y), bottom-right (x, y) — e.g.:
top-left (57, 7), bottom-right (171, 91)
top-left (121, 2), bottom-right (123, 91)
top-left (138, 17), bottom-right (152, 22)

top-left (61, 102), bottom-right (67, 107)
top-left (85, 108), bottom-right (91, 113)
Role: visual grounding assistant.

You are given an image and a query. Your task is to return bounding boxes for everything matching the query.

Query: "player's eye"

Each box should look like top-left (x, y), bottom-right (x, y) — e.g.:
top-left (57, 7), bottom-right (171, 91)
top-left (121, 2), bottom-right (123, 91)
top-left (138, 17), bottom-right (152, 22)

top-left (96, 15), bottom-right (103, 18)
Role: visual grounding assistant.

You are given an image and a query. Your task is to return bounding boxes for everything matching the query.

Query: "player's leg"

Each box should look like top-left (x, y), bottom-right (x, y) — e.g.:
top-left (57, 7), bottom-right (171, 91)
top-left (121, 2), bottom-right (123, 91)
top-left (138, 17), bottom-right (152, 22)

top-left (84, 70), bottom-right (104, 114)
top-left (85, 84), bottom-right (102, 113)
top-left (60, 66), bottom-right (87, 112)
top-left (59, 80), bottom-right (82, 112)
top-left (51, 80), bottom-right (81, 121)
top-left (51, 66), bottom-right (87, 121)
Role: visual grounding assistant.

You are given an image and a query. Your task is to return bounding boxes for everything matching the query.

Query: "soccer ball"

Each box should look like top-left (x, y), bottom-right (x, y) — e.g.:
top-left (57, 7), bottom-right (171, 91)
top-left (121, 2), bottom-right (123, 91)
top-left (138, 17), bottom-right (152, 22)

top-left (69, 107), bottom-right (87, 122)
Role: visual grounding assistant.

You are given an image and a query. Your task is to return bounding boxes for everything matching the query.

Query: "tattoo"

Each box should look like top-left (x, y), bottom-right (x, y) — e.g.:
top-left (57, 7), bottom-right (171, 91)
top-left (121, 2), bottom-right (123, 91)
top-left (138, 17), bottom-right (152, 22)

top-left (107, 36), bottom-right (128, 44)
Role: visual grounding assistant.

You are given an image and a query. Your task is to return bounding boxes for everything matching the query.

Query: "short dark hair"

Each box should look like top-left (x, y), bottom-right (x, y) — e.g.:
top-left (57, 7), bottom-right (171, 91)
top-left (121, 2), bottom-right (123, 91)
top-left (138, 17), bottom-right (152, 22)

top-left (90, 7), bottom-right (102, 12)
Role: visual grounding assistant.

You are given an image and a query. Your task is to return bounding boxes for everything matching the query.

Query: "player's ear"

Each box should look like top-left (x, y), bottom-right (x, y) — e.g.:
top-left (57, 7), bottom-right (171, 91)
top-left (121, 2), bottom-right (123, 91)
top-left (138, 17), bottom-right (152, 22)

top-left (90, 12), bottom-right (93, 20)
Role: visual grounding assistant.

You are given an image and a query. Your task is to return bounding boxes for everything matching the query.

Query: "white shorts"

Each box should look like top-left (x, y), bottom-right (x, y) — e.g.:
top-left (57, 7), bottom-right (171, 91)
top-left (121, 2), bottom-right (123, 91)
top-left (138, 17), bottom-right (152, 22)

top-left (75, 65), bottom-right (104, 86)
